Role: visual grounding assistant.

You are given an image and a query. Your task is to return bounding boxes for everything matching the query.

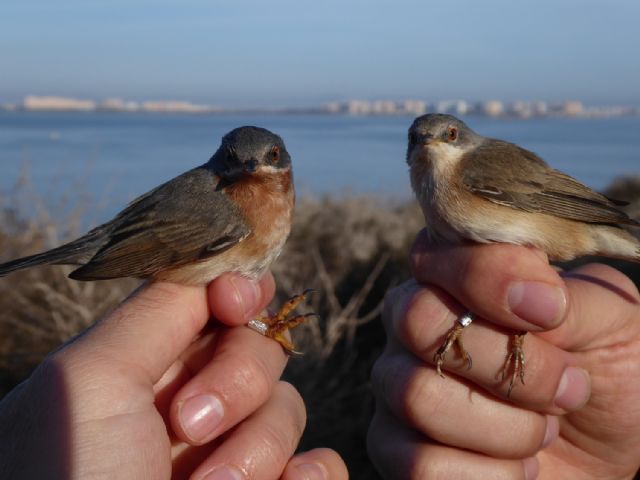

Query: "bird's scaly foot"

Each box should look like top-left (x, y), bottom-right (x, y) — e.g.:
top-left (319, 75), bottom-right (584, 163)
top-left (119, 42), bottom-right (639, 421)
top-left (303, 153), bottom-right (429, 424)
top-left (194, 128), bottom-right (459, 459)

top-left (502, 331), bottom-right (527, 397)
top-left (247, 289), bottom-right (315, 356)
top-left (434, 312), bottom-right (474, 377)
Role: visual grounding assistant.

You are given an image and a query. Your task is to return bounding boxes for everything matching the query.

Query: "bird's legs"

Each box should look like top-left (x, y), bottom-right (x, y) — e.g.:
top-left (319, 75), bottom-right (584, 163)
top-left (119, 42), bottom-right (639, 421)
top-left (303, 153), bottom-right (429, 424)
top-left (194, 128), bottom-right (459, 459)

top-left (434, 312), bottom-right (474, 377)
top-left (502, 331), bottom-right (527, 397)
top-left (247, 289), bottom-right (315, 356)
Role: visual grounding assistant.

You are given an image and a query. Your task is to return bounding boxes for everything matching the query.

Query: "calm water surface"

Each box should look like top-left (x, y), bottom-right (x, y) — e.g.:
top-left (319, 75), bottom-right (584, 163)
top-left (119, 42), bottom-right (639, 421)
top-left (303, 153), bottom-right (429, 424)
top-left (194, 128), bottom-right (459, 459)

top-left (0, 112), bottom-right (638, 221)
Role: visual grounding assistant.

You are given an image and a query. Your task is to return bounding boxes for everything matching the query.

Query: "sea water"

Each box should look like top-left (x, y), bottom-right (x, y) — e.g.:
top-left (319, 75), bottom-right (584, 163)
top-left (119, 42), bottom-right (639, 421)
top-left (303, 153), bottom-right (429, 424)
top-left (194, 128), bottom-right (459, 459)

top-left (0, 111), bottom-right (638, 222)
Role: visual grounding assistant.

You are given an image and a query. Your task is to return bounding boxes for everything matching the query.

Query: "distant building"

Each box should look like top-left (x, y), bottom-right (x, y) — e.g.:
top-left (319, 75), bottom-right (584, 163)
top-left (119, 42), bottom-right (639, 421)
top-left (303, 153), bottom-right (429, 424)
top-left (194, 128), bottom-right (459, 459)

top-left (140, 100), bottom-right (213, 113)
top-left (371, 100), bottom-right (397, 115)
top-left (346, 100), bottom-right (372, 115)
top-left (435, 100), bottom-right (455, 114)
top-left (401, 100), bottom-right (427, 116)
top-left (560, 101), bottom-right (585, 117)
top-left (482, 100), bottom-right (504, 117)
top-left (23, 95), bottom-right (96, 111)
top-left (453, 100), bottom-right (471, 115)
top-left (532, 101), bottom-right (548, 116)
top-left (98, 97), bottom-right (139, 112)
top-left (323, 101), bottom-right (343, 114)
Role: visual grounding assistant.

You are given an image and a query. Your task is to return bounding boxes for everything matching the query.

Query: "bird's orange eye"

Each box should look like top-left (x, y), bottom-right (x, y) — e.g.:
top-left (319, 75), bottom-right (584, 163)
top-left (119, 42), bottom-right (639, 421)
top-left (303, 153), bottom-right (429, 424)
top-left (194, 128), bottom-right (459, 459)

top-left (448, 127), bottom-right (458, 142)
top-left (270, 146), bottom-right (280, 163)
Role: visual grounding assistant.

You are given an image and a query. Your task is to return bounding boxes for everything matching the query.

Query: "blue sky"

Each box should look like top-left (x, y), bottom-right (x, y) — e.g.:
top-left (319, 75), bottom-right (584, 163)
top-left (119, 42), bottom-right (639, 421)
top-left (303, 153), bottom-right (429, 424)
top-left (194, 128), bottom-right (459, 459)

top-left (2, 0), bottom-right (639, 107)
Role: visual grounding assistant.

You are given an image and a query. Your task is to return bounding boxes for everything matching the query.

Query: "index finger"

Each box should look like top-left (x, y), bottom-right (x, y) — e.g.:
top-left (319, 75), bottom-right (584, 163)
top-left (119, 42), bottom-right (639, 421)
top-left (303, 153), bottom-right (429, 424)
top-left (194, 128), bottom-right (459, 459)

top-left (67, 273), bottom-right (275, 384)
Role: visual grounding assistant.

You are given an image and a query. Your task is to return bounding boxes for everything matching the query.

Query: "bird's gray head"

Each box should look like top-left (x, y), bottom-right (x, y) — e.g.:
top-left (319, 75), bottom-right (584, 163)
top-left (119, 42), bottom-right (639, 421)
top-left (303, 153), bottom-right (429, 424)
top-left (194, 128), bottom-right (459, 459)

top-left (209, 126), bottom-right (291, 178)
top-left (406, 114), bottom-right (482, 167)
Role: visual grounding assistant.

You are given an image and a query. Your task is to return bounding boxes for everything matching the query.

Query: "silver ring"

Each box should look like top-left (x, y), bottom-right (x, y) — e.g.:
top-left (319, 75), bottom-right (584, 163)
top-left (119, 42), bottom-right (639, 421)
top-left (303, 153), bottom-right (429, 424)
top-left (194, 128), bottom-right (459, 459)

top-left (457, 311), bottom-right (474, 328)
top-left (247, 318), bottom-right (268, 336)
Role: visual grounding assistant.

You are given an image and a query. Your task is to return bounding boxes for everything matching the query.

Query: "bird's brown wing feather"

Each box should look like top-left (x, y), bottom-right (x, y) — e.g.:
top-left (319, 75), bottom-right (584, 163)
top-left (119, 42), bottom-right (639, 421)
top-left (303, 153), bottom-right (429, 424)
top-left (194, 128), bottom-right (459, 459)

top-left (460, 140), bottom-right (638, 226)
top-left (69, 166), bottom-right (250, 280)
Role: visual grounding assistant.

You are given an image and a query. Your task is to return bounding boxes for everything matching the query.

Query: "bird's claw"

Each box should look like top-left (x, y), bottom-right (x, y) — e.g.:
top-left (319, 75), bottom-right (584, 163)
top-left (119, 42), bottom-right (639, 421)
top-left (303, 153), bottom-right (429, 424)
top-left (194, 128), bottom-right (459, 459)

top-left (434, 322), bottom-right (473, 377)
top-left (501, 332), bottom-right (526, 397)
top-left (250, 290), bottom-right (315, 356)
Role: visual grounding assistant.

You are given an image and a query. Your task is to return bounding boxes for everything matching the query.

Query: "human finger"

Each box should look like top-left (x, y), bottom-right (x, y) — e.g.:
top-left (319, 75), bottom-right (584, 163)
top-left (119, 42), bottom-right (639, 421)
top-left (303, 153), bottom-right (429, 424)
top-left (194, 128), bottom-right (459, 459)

top-left (411, 231), bottom-right (567, 333)
top-left (540, 262), bottom-right (640, 350)
top-left (281, 448), bottom-right (349, 480)
top-left (170, 324), bottom-right (288, 445)
top-left (383, 281), bottom-right (590, 412)
top-left (209, 272), bottom-right (276, 326)
top-left (64, 281), bottom-right (210, 385)
top-left (367, 406), bottom-right (538, 480)
top-left (188, 381), bottom-right (306, 480)
top-left (371, 347), bottom-right (558, 459)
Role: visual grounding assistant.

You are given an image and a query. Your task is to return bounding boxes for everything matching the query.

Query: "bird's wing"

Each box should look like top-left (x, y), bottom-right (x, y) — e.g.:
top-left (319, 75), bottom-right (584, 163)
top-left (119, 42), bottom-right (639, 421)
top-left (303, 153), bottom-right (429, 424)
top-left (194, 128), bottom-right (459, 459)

top-left (69, 166), bottom-right (251, 280)
top-left (460, 140), bottom-right (638, 226)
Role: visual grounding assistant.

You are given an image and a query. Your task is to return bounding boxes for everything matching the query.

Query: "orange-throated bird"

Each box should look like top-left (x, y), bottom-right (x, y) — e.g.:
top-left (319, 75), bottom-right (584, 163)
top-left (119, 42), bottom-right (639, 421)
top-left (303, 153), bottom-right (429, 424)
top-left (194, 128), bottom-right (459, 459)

top-left (406, 113), bottom-right (640, 395)
top-left (0, 126), bottom-right (310, 353)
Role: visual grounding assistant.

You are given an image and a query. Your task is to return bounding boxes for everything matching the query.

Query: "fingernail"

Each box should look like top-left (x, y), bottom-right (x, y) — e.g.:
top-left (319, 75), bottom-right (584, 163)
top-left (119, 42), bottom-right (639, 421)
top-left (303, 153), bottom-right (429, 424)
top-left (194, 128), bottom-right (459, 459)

top-left (179, 394), bottom-right (224, 442)
top-left (508, 282), bottom-right (566, 328)
top-left (523, 457), bottom-right (539, 480)
top-left (229, 275), bottom-right (260, 319)
top-left (554, 367), bottom-right (591, 411)
top-left (542, 415), bottom-right (559, 448)
top-left (201, 466), bottom-right (245, 480)
top-left (292, 462), bottom-right (328, 480)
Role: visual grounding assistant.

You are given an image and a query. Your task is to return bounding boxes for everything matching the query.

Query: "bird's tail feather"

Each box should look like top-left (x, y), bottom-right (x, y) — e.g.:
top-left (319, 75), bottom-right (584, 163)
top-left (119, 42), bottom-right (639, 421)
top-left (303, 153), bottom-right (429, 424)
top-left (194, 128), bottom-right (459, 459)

top-left (590, 225), bottom-right (640, 263)
top-left (0, 228), bottom-right (106, 277)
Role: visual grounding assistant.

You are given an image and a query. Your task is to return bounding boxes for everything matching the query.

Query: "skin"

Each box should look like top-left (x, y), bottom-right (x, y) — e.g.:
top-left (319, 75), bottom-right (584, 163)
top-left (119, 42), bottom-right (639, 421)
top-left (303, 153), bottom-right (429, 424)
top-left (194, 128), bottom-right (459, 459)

top-left (0, 273), bottom-right (348, 480)
top-left (368, 229), bottom-right (640, 479)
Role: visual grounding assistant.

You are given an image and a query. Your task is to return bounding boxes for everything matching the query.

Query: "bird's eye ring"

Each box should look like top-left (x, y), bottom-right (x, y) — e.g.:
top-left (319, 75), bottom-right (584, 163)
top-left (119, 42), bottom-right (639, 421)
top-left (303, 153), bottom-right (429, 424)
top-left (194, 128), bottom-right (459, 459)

top-left (448, 127), bottom-right (458, 142)
top-left (270, 145), bottom-right (280, 163)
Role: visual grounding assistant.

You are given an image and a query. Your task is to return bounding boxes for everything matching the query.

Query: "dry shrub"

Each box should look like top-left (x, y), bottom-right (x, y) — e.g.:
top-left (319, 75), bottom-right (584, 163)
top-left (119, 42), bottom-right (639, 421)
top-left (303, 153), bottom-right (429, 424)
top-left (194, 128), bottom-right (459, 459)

top-left (0, 179), bottom-right (138, 394)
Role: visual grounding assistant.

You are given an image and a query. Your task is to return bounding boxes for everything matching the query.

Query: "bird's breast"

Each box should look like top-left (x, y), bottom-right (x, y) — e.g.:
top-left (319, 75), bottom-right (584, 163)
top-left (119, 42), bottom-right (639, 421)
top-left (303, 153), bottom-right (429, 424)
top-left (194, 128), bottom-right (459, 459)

top-left (410, 152), bottom-right (466, 243)
top-left (224, 169), bottom-right (294, 276)
top-left (156, 169), bottom-right (294, 285)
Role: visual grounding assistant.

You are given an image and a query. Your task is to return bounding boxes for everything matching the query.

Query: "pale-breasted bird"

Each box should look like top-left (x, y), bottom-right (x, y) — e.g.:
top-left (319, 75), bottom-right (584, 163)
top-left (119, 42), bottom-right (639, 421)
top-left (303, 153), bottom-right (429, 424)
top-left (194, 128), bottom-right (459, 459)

top-left (406, 113), bottom-right (640, 394)
top-left (0, 126), bottom-right (310, 353)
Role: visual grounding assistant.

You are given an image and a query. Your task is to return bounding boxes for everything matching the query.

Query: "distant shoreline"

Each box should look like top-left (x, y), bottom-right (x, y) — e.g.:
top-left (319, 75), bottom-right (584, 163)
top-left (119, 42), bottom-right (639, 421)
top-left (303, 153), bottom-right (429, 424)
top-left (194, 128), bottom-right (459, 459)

top-left (1, 96), bottom-right (638, 120)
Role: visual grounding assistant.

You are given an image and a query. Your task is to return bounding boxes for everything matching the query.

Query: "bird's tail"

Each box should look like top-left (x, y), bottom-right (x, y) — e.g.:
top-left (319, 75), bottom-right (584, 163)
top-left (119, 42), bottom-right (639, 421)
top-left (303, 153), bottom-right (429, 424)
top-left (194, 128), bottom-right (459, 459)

top-left (0, 227), bottom-right (107, 277)
top-left (590, 225), bottom-right (640, 263)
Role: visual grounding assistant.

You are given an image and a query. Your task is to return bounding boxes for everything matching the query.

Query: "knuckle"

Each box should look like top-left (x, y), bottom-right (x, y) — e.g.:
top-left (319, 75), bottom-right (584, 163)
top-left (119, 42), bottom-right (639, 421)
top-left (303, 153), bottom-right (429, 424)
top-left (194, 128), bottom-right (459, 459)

top-left (365, 414), bottom-right (383, 467)
top-left (370, 351), bottom-right (447, 431)
top-left (382, 285), bottom-right (402, 331)
top-left (220, 349), bottom-right (274, 402)
top-left (397, 288), bottom-right (455, 354)
top-left (382, 281), bottom-right (419, 335)
top-left (399, 369), bottom-right (446, 427)
top-left (370, 355), bottom-right (386, 397)
top-left (274, 381), bottom-right (306, 434)
top-left (259, 417), bottom-right (300, 465)
top-left (370, 351), bottom-right (406, 403)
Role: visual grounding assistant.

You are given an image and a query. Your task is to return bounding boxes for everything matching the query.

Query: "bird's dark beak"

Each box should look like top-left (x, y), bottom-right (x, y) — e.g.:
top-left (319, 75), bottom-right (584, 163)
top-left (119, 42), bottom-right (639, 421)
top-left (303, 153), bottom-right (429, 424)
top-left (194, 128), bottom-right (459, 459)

top-left (244, 159), bottom-right (258, 173)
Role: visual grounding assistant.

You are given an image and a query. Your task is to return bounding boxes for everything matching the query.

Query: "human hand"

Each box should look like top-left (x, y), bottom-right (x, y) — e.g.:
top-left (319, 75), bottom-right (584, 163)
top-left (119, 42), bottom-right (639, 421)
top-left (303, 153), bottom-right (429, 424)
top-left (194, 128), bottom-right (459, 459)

top-left (368, 231), bottom-right (640, 479)
top-left (0, 273), bottom-right (348, 480)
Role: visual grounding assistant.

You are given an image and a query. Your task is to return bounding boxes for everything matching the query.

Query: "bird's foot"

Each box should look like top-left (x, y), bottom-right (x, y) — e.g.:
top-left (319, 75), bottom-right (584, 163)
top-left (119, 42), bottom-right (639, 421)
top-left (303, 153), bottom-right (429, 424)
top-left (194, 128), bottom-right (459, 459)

top-left (247, 289), bottom-right (315, 356)
top-left (434, 312), bottom-right (474, 377)
top-left (501, 331), bottom-right (527, 397)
